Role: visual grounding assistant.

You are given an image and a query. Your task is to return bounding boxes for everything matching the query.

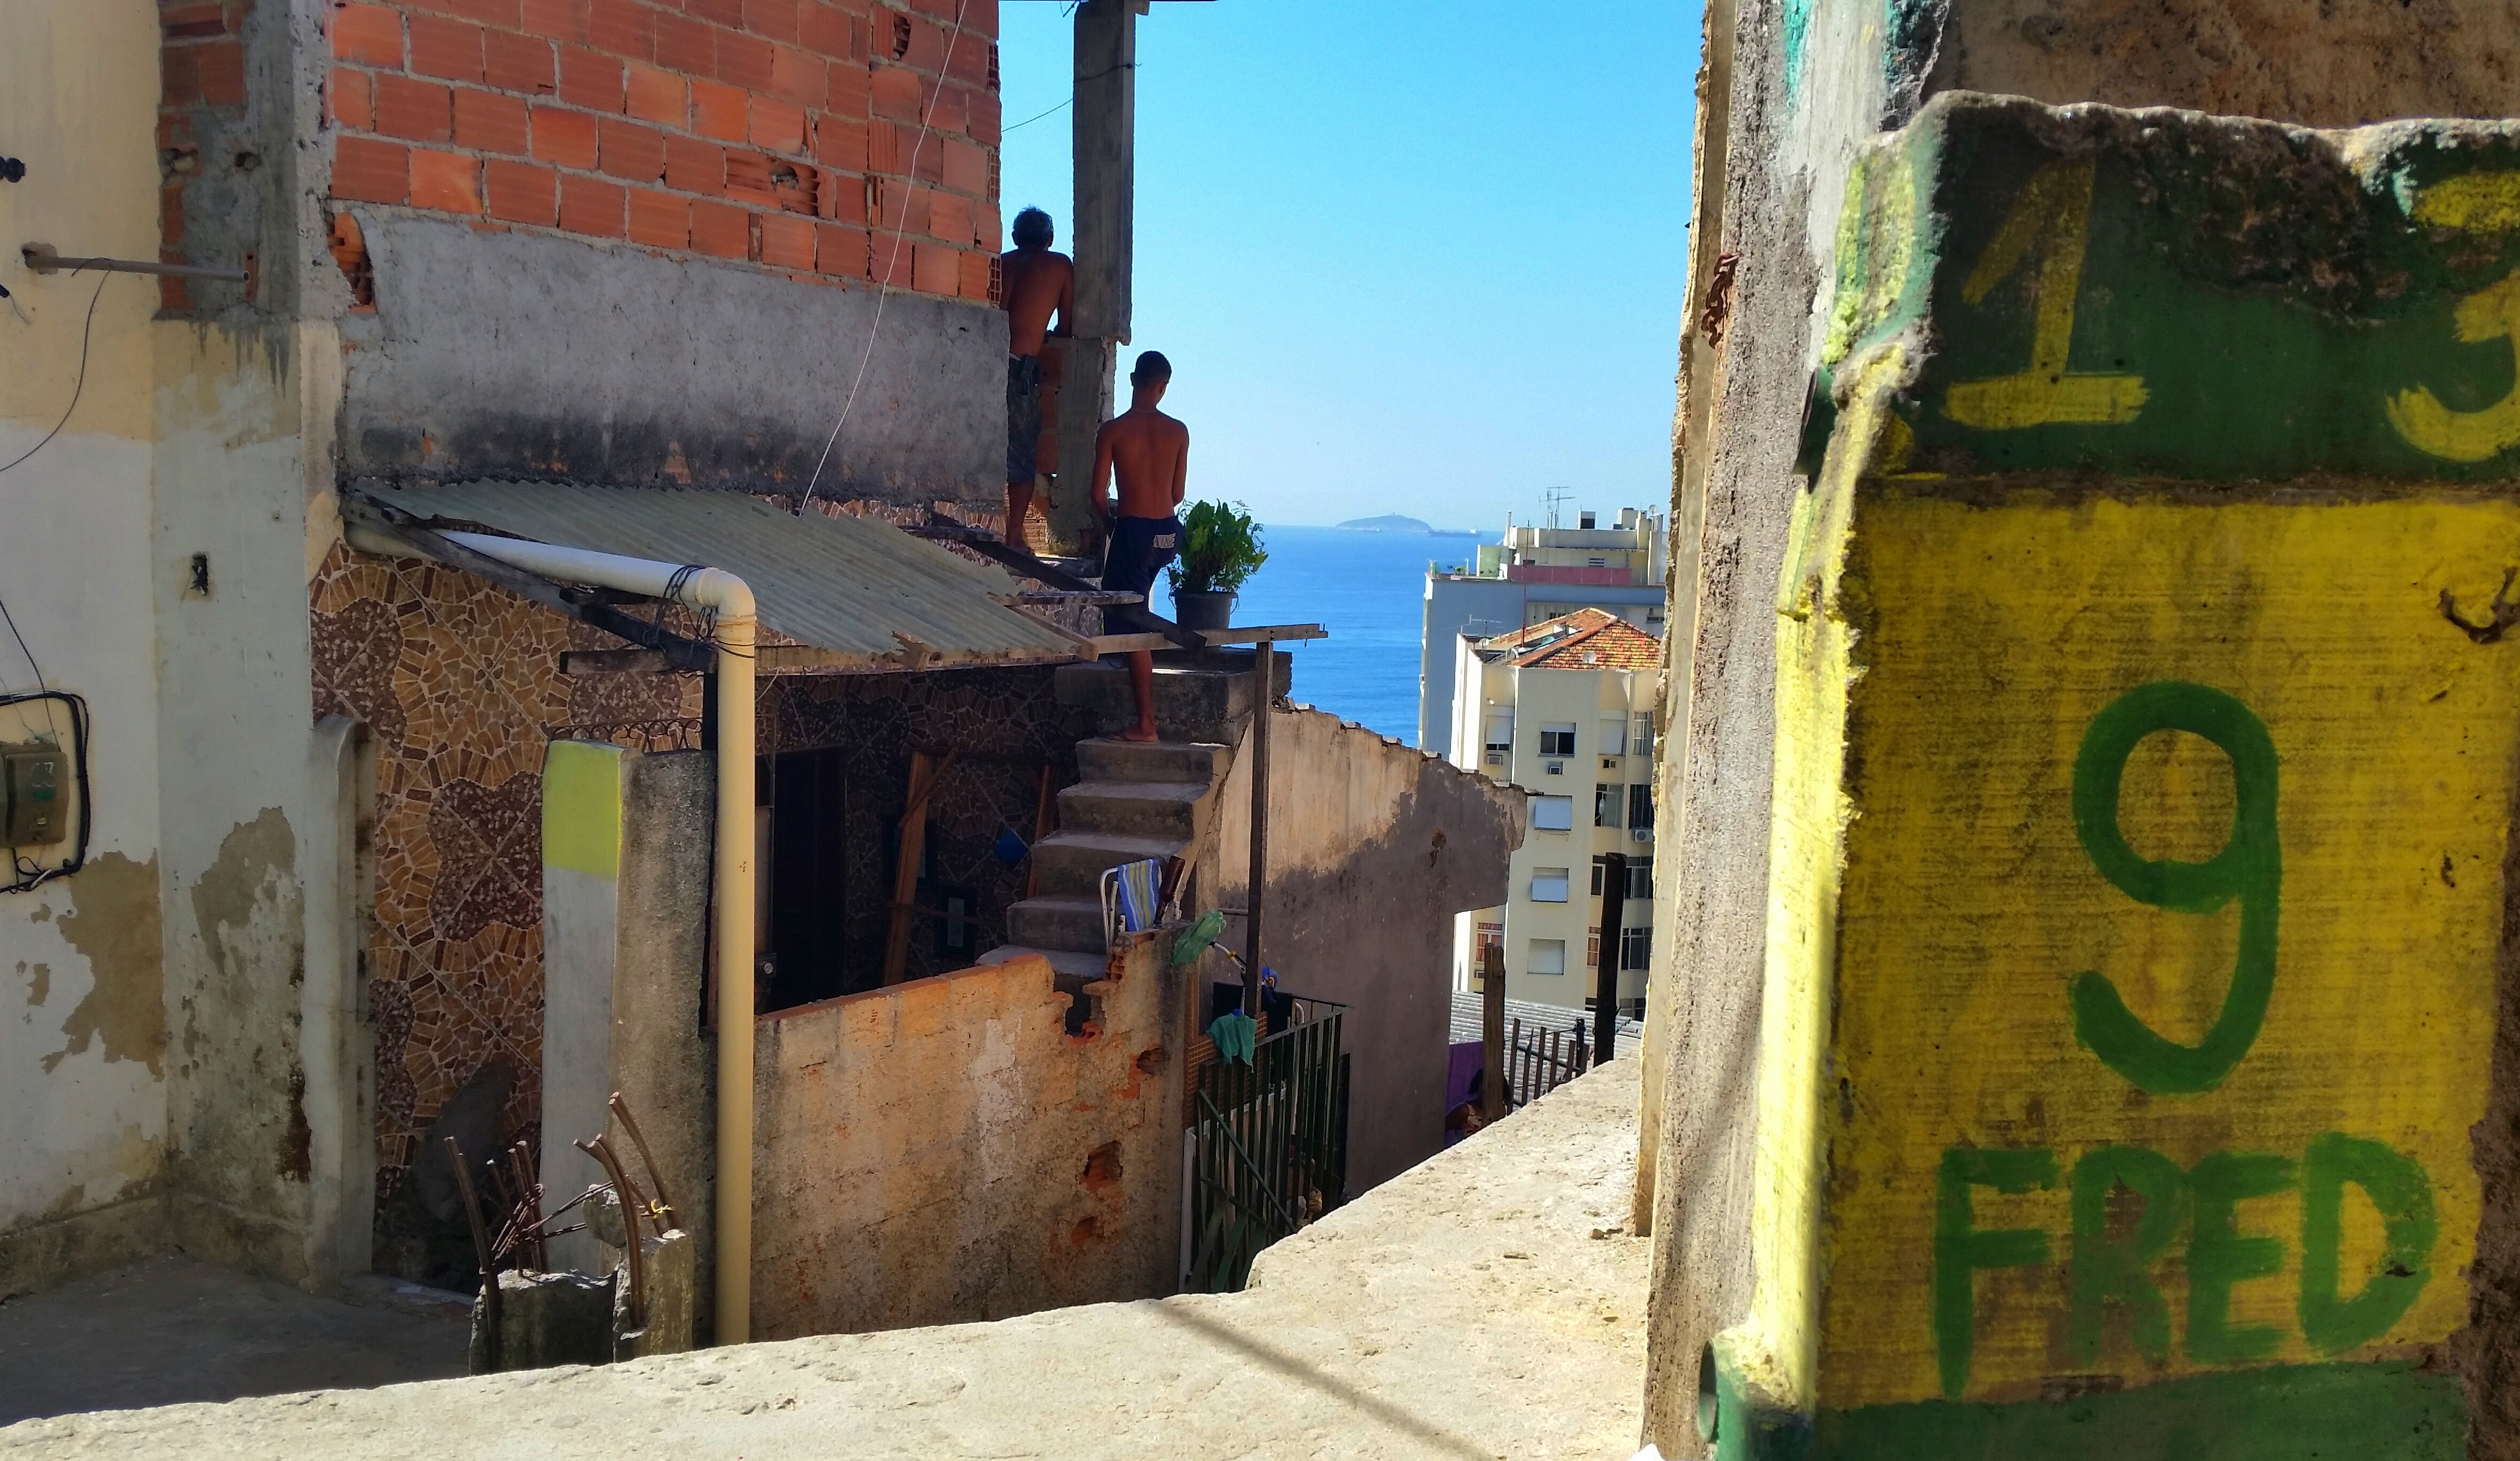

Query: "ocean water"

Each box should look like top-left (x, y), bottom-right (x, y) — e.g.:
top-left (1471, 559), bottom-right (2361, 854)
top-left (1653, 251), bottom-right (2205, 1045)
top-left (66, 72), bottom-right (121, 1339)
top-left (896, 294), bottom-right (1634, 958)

top-left (1200, 525), bottom-right (1499, 746)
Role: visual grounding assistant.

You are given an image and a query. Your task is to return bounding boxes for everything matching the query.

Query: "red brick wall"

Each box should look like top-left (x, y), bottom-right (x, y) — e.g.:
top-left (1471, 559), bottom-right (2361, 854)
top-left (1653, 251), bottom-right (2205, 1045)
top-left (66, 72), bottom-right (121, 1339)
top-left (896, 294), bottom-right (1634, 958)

top-left (320, 0), bottom-right (1000, 304)
top-left (159, 1), bottom-right (257, 311)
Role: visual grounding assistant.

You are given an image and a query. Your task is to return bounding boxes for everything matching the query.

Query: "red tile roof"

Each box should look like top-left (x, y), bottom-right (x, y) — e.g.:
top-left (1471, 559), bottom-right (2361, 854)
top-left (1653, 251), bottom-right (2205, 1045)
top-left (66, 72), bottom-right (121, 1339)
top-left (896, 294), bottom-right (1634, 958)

top-left (1485, 607), bottom-right (1662, 670)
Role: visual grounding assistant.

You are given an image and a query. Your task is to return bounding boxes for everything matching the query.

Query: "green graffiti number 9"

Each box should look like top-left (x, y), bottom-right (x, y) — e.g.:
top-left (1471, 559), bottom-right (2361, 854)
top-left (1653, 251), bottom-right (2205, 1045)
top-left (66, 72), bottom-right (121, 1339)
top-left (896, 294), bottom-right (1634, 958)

top-left (2070, 682), bottom-right (2281, 1095)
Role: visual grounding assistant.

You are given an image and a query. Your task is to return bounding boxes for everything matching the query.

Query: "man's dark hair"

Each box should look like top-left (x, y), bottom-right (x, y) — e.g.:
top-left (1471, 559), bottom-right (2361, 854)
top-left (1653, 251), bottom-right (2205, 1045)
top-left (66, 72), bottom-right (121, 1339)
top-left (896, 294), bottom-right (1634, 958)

top-left (1130, 350), bottom-right (1172, 385)
top-left (1011, 207), bottom-right (1054, 248)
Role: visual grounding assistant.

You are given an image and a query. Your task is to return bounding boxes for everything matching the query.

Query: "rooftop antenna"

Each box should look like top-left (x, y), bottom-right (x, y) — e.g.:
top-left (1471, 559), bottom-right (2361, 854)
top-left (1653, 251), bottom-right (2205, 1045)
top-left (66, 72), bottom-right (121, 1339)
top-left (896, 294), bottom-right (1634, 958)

top-left (1542, 486), bottom-right (1572, 530)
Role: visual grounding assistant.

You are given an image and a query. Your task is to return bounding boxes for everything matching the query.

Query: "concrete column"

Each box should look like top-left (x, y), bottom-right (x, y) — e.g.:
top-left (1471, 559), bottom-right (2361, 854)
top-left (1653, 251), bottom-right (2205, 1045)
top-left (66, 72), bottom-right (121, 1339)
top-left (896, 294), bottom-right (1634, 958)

top-left (1044, 0), bottom-right (1136, 557)
top-left (540, 743), bottom-right (714, 1327)
top-left (1686, 97), bottom-right (2520, 1459)
top-left (298, 716), bottom-right (376, 1287)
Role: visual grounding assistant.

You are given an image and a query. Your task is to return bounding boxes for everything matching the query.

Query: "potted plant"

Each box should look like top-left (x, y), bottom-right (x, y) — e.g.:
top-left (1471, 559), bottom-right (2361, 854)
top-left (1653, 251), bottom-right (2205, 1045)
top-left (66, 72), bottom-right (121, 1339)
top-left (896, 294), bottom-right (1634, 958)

top-left (1167, 500), bottom-right (1267, 631)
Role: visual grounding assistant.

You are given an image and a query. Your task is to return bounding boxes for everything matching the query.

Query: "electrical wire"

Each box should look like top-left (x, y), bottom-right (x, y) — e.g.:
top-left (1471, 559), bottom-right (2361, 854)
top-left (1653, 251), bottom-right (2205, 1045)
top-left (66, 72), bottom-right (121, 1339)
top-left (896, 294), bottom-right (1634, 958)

top-left (798, 0), bottom-right (977, 512)
top-left (0, 270), bottom-right (109, 477)
top-left (1001, 96), bottom-right (1072, 133)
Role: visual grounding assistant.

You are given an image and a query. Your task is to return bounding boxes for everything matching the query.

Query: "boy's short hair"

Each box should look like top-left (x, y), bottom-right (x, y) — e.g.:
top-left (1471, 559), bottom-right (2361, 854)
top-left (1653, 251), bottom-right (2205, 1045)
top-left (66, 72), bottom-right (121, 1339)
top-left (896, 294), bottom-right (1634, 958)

top-left (1011, 207), bottom-right (1054, 248)
top-left (1130, 350), bottom-right (1172, 385)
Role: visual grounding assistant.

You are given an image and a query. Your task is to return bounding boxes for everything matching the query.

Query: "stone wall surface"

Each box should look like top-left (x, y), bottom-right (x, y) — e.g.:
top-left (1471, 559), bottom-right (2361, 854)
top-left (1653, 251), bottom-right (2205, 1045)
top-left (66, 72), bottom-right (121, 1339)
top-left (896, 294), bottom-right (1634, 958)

top-left (1697, 95), bottom-right (2520, 1460)
top-left (750, 940), bottom-right (1186, 1339)
top-left (0, 1057), bottom-right (1647, 1460)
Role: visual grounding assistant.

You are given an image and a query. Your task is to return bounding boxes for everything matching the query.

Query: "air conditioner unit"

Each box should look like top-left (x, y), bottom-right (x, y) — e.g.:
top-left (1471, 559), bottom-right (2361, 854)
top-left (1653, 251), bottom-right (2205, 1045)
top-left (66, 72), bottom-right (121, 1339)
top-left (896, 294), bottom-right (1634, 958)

top-left (1631, 827), bottom-right (1652, 843)
top-left (1484, 752), bottom-right (1504, 767)
top-left (1545, 760), bottom-right (1565, 776)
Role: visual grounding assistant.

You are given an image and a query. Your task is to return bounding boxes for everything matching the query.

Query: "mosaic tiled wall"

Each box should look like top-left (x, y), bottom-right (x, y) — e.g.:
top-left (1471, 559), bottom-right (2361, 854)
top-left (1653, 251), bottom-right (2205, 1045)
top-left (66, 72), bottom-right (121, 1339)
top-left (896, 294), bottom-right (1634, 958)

top-left (310, 540), bottom-right (697, 1279)
top-left (311, 534), bottom-right (1092, 1280)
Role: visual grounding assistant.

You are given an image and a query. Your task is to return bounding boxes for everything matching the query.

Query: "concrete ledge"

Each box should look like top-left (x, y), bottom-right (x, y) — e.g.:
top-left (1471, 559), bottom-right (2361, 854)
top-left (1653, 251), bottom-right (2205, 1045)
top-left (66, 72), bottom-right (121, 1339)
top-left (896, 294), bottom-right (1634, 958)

top-left (1, 1065), bottom-right (1648, 1459)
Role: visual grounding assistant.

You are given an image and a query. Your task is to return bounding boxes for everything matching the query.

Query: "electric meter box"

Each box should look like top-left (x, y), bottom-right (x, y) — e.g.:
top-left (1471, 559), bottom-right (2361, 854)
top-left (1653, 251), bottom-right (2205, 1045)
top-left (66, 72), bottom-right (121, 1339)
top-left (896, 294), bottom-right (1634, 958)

top-left (4, 745), bottom-right (67, 847)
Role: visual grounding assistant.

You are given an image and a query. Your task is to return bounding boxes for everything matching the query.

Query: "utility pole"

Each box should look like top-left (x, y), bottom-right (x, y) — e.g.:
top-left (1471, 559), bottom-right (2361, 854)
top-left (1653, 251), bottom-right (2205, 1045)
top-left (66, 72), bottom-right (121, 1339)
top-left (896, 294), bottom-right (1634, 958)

top-left (1480, 941), bottom-right (1506, 1125)
top-left (1048, 0), bottom-right (1136, 556)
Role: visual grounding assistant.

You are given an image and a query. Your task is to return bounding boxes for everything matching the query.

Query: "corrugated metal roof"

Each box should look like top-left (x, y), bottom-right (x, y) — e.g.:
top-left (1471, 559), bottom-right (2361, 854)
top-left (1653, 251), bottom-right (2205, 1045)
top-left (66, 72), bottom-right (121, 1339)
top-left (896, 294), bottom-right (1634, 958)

top-left (1447, 988), bottom-right (1640, 1057)
top-left (361, 483), bottom-right (1082, 671)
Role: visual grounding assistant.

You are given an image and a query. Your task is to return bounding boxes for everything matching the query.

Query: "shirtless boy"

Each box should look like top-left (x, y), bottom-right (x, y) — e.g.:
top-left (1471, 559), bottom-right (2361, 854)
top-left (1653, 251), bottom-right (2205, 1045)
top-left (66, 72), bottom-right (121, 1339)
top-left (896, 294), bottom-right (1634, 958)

top-left (999, 207), bottom-right (1073, 548)
top-left (1092, 351), bottom-right (1189, 744)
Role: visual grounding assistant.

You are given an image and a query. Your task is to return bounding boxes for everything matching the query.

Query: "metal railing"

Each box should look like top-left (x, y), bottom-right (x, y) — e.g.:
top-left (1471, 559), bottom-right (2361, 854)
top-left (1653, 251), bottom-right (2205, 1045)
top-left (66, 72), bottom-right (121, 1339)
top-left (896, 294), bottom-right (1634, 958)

top-left (1185, 1005), bottom-right (1348, 1293)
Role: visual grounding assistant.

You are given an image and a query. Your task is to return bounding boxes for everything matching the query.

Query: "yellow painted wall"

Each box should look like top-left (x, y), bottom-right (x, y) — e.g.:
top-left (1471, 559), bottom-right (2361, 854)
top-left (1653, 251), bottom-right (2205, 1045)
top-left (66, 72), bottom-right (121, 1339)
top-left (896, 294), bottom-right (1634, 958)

top-left (1815, 489), bottom-right (2519, 1408)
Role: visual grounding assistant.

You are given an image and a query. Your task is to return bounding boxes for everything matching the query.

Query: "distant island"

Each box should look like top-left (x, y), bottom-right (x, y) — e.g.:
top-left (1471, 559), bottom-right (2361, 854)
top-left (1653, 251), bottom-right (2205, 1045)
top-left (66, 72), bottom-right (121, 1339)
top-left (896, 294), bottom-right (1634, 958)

top-left (1332, 514), bottom-right (1484, 537)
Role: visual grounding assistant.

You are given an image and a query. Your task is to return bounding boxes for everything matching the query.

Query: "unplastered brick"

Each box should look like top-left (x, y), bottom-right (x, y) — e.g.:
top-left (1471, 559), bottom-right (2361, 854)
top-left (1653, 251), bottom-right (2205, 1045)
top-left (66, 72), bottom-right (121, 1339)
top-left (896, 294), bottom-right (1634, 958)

top-left (408, 13), bottom-right (486, 82)
top-left (373, 73), bottom-right (455, 143)
top-left (655, 11), bottom-right (716, 76)
top-left (485, 29), bottom-right (557, 95)
top-left (816, 221), bottom-right (868, 277)
top-left (719, 32), bottom-right (776, 91)
top-left (812, 113), bottom-right (867, 171)
top-left (627, 186), bottom-right (688, 247)
top-left (587, 0), bottom-right (657, 60)
top-left (664, 133), bottom-right (724, 195)
top-left (689, 199), bottom-right (750, 260)
top-left (747, 0), bottom-right (804, 44)
top-left (333, 135), bottom-right (411, 203)
top-left (625, 61), bottom-right (685, 125)
top-left (597, 117), bottom-right (666, 182)
top-left (529, 103), bottom-right (598, 169)
top-left (520, 0), bottom-right (591, 45)
top-left (485, 159), bottom-right (558, 225)
top-left (751, 97), bottom-right (807, 154)
top-left (331, 66), bottom-right (376, 131)
top-left (410, 148), bottom-right (483, 212)
top-left (454, 87), bottom-right (531, 155)
top-left (758, 212), bottom-right (815, 270)
top-left (690, 77), bottom-right (749, 141)
top-left (332, 4), bottom-right (406, 66)
top-left (557, 44), bottom-right (625, 111)
top-left (558, 174), bottom-right (626, 238)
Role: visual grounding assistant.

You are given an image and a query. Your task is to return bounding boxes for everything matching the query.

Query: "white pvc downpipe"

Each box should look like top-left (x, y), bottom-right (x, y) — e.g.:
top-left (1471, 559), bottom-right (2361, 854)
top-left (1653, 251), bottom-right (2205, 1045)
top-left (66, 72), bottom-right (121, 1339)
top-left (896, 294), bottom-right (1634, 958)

top-left (367, 528), bottom-right (759, 1345)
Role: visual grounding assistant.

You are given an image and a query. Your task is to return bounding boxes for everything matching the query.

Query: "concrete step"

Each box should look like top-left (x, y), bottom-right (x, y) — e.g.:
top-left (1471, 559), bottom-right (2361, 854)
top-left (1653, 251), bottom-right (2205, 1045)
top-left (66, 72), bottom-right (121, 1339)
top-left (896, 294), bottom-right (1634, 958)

top-left (1031, 829), bottom-right (1185, 898)
top-left (1005, 894), bottom-right (1107, 955)
top-left (1075, 738), bottom-right (1231, 787)
top-left (1054, 652), bottom-right (1284, 745)
top-left (1056, 779), bottom-right (1211, 839)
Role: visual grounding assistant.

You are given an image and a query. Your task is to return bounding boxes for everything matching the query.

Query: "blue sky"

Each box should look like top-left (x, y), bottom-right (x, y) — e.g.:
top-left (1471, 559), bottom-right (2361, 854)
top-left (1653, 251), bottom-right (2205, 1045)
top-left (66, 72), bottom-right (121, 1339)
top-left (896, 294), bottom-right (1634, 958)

top-left (992, 2), bottom-right (1699, 531)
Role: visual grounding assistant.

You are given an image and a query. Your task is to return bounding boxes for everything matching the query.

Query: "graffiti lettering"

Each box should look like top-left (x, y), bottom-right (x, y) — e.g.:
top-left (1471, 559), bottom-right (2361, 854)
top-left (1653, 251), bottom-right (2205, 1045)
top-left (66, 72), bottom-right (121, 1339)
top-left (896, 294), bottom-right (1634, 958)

top-left (2070, 682), bottom-right (2281, 1095)
top-left (1938, 1136), bottom-right (2437, 1397)
top-left (1943, 158), bottom-right (2149, 430)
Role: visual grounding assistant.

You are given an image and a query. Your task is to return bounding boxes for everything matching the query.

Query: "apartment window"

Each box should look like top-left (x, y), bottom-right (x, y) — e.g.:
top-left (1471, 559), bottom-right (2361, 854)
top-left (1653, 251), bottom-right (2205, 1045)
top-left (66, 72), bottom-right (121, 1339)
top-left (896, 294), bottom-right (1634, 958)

top-left (1529, 939), bottom-right (1567, 976)
top-left (1594, 783), bottom-right (1623, 829)
top-left (1622, 925), bottom-right (1651, 971)
top-left (1631, 712), bottom-right (1655, 762)
top-left (1530, 867), bottom-right (1571, 902)
top-left (1598, 718), bottom-right (1626, 756)
top-left (1589, 855), bottom-right (1608, 896)
top-left (1627, 857), bottom-right (1653, 900)
top-left (1539, 723), bottom-right (1577, 756)
top-left (1628, 783), bottom-right (1654, 831)
top-left (1587, 556), bottom-right (1608, 568)
top-left (1484, 713), bottom-right (1513, 754)
top-left (1532, 795), bottom-right (1573, 831)
top-left (1475, 921), bottom-right (1504, 965)
top-left (1586, 927), bottom-right (1600, 967)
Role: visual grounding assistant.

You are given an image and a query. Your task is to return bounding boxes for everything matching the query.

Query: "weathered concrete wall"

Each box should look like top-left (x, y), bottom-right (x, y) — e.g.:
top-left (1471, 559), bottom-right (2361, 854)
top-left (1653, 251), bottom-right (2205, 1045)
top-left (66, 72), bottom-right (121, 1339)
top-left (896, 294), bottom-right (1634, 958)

top-left (537, 743), bottom-right (714, 1313)
top-left (751, 940), bottom-right (1188, 1338)
top-left (337, 214), bottom-right (1004, 499)
top-left (0, 1), bottom-right (176, 1295)
top-left (1642, 0), bottom-right (2520, 1447)
top-left (1696, 97), bottom-right (2520, 1459)
top-left (1214, 707), bottom-right (1525, 1192)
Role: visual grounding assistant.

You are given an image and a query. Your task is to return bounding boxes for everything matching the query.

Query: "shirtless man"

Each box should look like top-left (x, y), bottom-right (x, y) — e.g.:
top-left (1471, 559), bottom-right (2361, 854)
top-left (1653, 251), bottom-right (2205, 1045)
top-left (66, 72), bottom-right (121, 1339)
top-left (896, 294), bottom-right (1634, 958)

top-left (998, 207), bottom-right (1073, 549)
top-left (1091, 351), bottom-right (1189, 744)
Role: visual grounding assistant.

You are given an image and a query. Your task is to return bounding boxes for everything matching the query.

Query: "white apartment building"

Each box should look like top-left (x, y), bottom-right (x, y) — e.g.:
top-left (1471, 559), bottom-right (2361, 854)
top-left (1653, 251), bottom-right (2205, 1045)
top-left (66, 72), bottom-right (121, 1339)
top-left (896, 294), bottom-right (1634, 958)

top-left (1417, 507), bottom-right (1667, 751)
top-left (1443, 610), bottom-right (1662, 1013)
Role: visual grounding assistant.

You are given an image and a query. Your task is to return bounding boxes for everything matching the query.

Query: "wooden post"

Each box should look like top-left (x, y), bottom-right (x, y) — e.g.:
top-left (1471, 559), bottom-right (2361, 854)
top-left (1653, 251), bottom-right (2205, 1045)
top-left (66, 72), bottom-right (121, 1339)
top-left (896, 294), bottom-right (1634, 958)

top-left (881, 752), bottom-right (945, 985)
top-left (1480, 944), bottom-right (1505, 1124)
top-left (1243, 650), bottom-right (1270, 1019)
top-left (1594, 851), bottom-right (1627, 1069)
top-left (1046, 0), bottom-right (1135, 556)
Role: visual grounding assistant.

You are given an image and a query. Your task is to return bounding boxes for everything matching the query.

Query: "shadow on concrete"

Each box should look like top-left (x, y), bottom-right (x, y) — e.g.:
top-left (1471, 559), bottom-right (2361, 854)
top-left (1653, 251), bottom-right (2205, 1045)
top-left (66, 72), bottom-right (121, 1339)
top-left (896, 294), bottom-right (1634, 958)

top-left (0, 1258), bottom-right (470, 1425)
top-left (1155, 1303), bottom-right (1494, 1460)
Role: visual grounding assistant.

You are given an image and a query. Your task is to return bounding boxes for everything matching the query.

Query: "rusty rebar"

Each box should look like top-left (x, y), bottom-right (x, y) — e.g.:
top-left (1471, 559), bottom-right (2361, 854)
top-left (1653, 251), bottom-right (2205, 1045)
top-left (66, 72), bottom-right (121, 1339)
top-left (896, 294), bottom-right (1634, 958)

top-left (578, 1135), bottom-right (647, 1330)
top-left (445, 1137), bottom-right (501, 1369)
top-left (608, 1092), bottom-right (675, 1226)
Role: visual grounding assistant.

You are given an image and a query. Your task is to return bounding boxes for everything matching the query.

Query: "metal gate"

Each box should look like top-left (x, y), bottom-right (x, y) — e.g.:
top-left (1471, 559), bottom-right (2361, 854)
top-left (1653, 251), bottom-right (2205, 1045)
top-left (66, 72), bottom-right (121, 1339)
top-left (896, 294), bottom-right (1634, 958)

top-left (1184, 1006), bottom-right (1347, 1293)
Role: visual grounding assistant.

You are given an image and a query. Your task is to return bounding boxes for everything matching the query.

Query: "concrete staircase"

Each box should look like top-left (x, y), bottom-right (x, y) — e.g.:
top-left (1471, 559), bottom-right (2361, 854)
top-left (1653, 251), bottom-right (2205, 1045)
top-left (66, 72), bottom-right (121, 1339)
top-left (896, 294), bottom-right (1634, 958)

top-left (978, 738), bottom-right (1231, 1019)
